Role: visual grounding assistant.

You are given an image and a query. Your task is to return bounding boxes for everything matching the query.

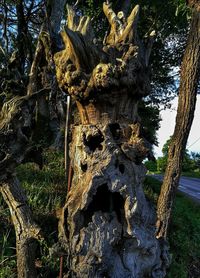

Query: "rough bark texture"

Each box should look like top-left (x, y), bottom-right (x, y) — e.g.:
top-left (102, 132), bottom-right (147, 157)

top-left (16, 0), bottom-right (32, 74)
top-left (48, 0), bottom-right (67, 36)
top-left (0, 93), bottom-right (45, 277)
top-left (27, 0), bottom-right (66, 148)
top-left (1, 178), bottom-right (41, 278)
top-left (54, 3), bottom-right (169, 277)
top-left (156, 5), bottom-right (200, 239)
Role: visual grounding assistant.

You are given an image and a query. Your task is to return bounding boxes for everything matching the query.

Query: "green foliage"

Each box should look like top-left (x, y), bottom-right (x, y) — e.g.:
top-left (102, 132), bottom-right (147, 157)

top-left (144, 176), bottom-right (200, 278)
top-left (156, 137), bottom-right (171, 171)
top-left (182, 151), bottom-right (195, 172)
top-left (138, 101), bottom-right (161, 145)
top-left (162, 137), bottom-right (172, 157)
top-left (0, 229), bottom-right (16, 278)
top-left (133, 0), bottom-right (189, 106)
top-left (190, 152), bottom-right (200, 170)
top-left (182, 171), bottom-right (200, 179)
top-left (0, 206), bottom-right (16, 277)
top-left (158, 137), bottom-right (196, 172)
top-left (157, 156), bottom-right (168, 172)
top-left (17, 151), bottom-right (66, 213)
top-left (145, 160), bottom-right (157, 172)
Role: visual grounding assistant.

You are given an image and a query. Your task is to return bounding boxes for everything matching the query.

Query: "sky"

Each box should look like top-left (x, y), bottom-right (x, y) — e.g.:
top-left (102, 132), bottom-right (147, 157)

top-left (154, 94), bottom-right (200, 157)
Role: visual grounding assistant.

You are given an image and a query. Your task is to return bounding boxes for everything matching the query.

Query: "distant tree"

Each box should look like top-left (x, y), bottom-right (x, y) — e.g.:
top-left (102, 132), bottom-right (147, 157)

top-left (182, 150), bottom-right (195, 172)
top-left (191, 151), bottom-right (200, 171)
top-left (158, 137), bottom-right (194, 172)
top-left (157, 156), bottom-right (167, 172)
top-left (145, 160), bottom-right (157, 172)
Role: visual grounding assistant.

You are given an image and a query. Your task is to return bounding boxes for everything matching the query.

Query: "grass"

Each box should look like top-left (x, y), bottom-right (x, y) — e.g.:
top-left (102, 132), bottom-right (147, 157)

top-left (1, 153), bottom-right (200, 277)
top-left (144, 176), bottom-right (200, 278)
top-left (182, 171), bottom-right (200, 179)
top-left (147, 169), bottom-right (200, 179)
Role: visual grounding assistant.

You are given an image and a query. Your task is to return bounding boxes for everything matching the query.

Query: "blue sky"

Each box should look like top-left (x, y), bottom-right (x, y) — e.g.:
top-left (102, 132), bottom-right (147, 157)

top-left (154, 95), bottom-right (200, 157)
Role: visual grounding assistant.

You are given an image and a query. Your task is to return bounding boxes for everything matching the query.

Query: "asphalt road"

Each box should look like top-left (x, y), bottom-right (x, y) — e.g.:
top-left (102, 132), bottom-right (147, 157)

top-left (153, 174), bottom-right (200, 203)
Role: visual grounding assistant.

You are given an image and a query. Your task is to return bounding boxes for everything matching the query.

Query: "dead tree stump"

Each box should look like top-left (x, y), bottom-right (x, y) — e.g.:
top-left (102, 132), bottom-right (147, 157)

top-left (54, 2), bottom-right (170, 277)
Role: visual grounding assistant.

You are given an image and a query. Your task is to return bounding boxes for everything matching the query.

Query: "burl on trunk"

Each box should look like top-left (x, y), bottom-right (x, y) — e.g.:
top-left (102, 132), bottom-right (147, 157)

top-left (54, 3), bottom-right (169, 277)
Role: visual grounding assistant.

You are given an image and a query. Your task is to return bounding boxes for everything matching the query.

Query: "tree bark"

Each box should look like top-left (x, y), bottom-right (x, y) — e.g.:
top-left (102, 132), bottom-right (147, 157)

top-left (54, 3), bottom-right (169, 277)
top-left (48, 0), bottom-right (67, 37)
top-left (16, 0), bottom-right (33, 74)
top-left (156, 4), bottom-right (200, 239)
top-left (0, 92), bottom-right (47, 277)
top-left (0, 177), bottom-right (42, 278)
top-left (27, 0), bottom-right (67, 146)
top-left (2, 0), bottom-right (9, 53)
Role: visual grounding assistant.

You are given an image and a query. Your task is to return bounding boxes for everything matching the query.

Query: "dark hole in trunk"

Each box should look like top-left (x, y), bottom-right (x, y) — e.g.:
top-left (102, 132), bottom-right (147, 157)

top-left (0, 151), bottom-right (6, 161)
top-left (82, 184), bottom-right (124, 227)
top-left (22, 147), bottom-right (43, 169)
top-left (109, 123), bottom-right (121, 140)
top-left (115, 159), bottom-right (125, 174)
top-left (119, 164), bottom-right (125, 174)
top-left (64, 208), bottom-right (69, 238)
top-left (21, 126), bottom-right (32, 138)
top-left (83, 132), bottom-right (104, 152)
top-left (81, 162), bottom-right (88, 172)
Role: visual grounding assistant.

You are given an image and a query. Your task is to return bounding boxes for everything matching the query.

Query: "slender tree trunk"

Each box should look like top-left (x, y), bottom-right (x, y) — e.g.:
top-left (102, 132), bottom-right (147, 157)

top-left (2, 0), bottom-right (9, 53)
top-left (54, 4), bottom-right (169, 277)
top-left (0, 177), bottom-right (42, 278)
top-left (156, 5), bottom-right (200, 239)
top-left (16, 0), bottom-right (32, 74)
top-left (48, 0), bottom-right (66, 37)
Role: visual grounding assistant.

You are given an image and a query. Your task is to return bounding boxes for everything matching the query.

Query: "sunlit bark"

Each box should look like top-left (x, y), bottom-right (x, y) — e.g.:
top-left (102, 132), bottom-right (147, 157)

top-left (157, 3), bottom-right (200, 239)
top-left (54, 3), bottom-right (169, 277)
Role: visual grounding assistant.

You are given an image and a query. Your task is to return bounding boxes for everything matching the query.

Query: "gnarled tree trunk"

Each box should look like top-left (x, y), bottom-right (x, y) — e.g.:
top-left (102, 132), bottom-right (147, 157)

top-left (27, 0), bottom-right (66, 147)
top-left (0, 1), bottom-right (66, 277)
top-left (0, 93), bottom-right (46, 277)
top-left (54, 3), bottom-right (169, 277)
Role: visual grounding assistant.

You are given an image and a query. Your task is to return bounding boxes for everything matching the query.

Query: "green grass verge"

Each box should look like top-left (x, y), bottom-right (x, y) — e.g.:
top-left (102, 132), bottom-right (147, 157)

top-left (148, 170), bottom-right (200, 179)
top-left (182, 171), bottom-right (200, 179)
top-left (144, 176), bottom-right (200, 278)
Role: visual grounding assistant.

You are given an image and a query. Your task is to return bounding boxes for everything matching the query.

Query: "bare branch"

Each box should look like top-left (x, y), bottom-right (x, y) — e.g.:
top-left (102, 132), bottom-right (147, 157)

top-left (103, 1), bottom-right (123, 44)
top-left (119, 4), bottom-right (140, 43)
top-left (145, 30), bottom-right (156, 66)
top-left (67, 4), bottom-right (78, 31)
